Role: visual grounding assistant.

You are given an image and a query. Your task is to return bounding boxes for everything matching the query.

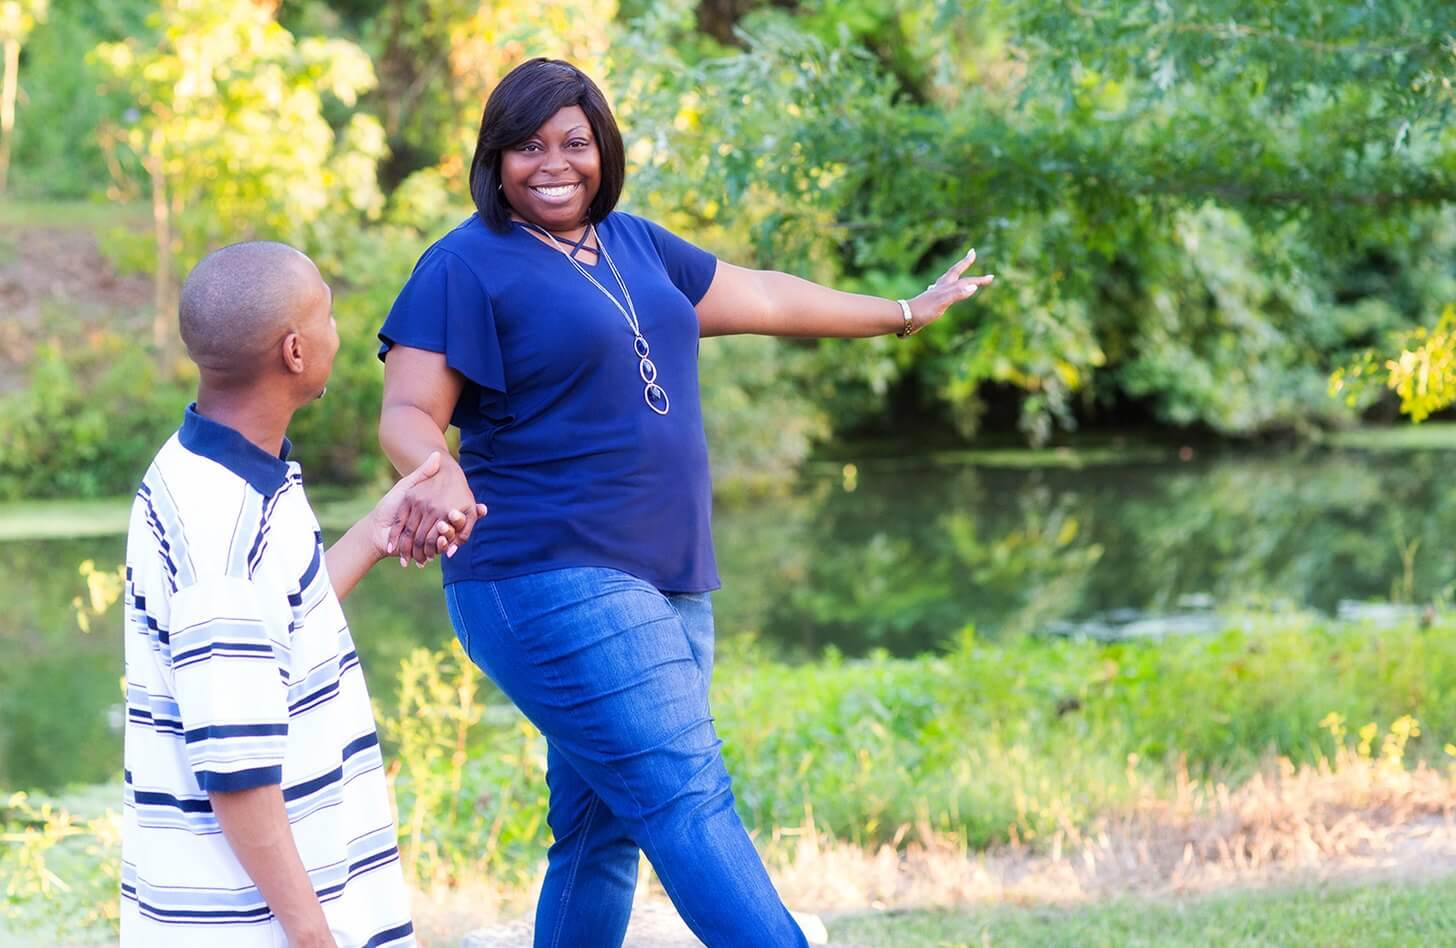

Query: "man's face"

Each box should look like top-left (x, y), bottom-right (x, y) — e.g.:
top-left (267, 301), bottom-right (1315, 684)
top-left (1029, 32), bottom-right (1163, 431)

top-left (296, 271), bottom-right (339, 400)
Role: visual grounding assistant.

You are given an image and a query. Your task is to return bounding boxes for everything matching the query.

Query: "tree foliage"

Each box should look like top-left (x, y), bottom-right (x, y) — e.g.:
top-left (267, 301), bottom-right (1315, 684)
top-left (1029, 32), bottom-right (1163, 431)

top-left (91, 0), bottom-right (385, 369)
top-left (0, 0), bottom-right (48, 193)
top-left (609, 0), bottom-right (1455, 439)
top-left (2, 0), bottom-right (1454, 497)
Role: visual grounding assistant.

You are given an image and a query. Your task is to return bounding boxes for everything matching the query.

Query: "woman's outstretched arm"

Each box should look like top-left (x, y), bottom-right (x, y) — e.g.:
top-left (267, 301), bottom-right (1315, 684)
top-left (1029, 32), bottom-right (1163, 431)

top-left (695, 248), bottom-right (993, 339)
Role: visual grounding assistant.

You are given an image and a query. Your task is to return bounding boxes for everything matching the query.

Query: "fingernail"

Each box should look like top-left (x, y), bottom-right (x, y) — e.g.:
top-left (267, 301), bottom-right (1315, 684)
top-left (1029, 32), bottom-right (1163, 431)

top-left (400, 556), bottom-right (408, 568)
top-left (966, 247), bottom-right (976, 258)
top-left (447, 546), bottom-right (457, 558)
top-left (386, 542), bottom-right (395, 554)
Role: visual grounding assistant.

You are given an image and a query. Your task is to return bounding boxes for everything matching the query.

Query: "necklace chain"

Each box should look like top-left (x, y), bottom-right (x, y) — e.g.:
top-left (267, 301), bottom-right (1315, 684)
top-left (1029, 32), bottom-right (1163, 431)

top-left (522, 220), bottom-right (670, 415)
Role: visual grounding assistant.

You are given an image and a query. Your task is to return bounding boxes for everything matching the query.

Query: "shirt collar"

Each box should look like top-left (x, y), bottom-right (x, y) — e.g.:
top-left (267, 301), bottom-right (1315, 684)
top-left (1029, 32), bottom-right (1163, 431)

top-left (177, 403), bottom-right (294, 496)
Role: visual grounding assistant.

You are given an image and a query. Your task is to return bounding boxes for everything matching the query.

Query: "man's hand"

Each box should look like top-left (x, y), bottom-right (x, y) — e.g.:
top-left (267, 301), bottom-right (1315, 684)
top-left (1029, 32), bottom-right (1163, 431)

top-left (376, 452), bottom-right (487, 566)
top-left (371, 452), bottom-right (485, 566)
top-left (385, 452), bottom-right (486, 566)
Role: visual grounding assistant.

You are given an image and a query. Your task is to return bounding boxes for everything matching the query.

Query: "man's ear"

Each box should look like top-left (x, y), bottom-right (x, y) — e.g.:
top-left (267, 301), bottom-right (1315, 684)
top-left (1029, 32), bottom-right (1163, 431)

top-left (281, 331), bottom-right (305, 375)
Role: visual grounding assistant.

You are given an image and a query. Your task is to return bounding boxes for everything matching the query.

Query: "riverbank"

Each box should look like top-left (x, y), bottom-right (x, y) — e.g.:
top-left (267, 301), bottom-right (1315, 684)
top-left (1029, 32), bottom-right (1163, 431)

top-left (6, 613), bottom-right (1456, 943)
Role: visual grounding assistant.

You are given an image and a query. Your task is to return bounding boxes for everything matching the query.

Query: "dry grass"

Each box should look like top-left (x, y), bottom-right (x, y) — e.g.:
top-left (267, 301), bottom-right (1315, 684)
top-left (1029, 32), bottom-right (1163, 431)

top-left (414, 735), bottom-right (1456, 944)
top-left (759, 738), bottom-right (1456, 915)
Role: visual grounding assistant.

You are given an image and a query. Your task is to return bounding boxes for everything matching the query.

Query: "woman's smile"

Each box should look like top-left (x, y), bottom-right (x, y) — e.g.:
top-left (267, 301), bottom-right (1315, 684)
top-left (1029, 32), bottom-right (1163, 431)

top-left (530, 182), bottom-right (582, 204)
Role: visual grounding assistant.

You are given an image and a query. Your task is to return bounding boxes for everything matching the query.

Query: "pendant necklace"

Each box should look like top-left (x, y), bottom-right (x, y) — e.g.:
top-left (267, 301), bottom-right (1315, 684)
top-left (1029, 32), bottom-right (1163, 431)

top-left (520, 220), bottom-right (670, 416)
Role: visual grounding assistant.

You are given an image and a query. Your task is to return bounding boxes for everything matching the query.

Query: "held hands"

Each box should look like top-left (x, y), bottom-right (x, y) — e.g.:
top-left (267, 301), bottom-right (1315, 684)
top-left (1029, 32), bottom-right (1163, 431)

top-left (906, 248), bottom-right (995, 334)
top-left (371, 452), bottom-right (488, 568)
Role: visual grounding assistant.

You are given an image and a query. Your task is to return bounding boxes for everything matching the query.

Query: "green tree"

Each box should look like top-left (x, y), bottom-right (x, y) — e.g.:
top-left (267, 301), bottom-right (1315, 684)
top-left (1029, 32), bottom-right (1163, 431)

top-left (615, 0), bottom-right (1456, 441)
top-left (90, 0), bottom-right (384, 375)
top-left (0, 0), bottom-right (47, 194)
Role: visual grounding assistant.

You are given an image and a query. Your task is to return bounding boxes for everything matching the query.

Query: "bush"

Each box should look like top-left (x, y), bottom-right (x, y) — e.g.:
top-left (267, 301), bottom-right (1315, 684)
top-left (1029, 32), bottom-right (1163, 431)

top-left (0, 334), bottom-right (193, 500)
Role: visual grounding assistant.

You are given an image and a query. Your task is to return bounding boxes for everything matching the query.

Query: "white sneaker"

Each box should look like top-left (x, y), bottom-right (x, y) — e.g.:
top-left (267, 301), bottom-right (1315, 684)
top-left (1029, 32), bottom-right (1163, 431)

top-left (790, 909), bottom-right (829, 944)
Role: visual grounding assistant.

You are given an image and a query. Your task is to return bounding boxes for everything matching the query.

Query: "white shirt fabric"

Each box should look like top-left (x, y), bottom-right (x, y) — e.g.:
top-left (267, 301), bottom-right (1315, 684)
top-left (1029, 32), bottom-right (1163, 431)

top-left (120, 405), bottom-right (414, 947)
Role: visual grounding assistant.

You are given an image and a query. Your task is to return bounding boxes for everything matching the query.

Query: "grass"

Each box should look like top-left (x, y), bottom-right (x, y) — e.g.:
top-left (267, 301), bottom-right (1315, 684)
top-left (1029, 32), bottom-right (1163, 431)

top-left (1318, 423), bottom-right (1456, 451)
top-left (0, 491), bottom-right (380, 540)
top-left (0, 200), bottom-right (146, 231)
top-left (10, 615), bottom-right (1456, 944)
top-left (829, 874), bottom-right (1456, 946)
top-left (0, 498), bottom-right (135, 540)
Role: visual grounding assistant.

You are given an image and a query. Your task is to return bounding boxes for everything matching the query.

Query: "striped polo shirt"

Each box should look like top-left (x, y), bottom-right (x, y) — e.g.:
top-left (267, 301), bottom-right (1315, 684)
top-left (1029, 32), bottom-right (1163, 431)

top-left (120, 404), bottom-right (414, 947)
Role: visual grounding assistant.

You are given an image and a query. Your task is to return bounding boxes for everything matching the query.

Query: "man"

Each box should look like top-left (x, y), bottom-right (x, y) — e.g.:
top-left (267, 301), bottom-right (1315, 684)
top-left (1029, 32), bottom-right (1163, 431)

top-left (120, 241), bottom-right (483, 946)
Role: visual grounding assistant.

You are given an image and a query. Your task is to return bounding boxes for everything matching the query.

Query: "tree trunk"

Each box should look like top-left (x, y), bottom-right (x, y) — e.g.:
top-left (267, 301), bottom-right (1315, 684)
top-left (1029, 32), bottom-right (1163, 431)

top-left (0, 38), bottom-right (20, 196)
top-left (148, 134), bottom-right (178, 377)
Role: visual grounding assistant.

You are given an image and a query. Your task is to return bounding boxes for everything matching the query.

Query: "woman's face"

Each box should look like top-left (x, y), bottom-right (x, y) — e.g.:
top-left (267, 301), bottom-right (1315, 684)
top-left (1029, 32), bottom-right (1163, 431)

top-left (500, 105), bottom-right (601, 233)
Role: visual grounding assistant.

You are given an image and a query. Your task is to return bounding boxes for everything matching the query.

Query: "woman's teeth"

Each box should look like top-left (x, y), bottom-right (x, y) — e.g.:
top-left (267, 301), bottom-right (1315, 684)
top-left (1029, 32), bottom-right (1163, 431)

top-left (532, 184), bottom-right (578, 199)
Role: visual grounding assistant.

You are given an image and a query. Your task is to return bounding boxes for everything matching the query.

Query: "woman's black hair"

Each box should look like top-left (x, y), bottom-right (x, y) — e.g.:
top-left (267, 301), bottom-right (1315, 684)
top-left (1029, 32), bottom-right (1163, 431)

top-left (469, 58), bottom-right (626, 232)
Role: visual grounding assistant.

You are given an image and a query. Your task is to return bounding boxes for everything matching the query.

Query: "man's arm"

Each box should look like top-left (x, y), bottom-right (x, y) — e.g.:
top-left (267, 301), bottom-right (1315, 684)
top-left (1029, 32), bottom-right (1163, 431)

top-left (210, 784), bottom-right (334, 948)
top-left (324, 516), bottom-right (393, 603)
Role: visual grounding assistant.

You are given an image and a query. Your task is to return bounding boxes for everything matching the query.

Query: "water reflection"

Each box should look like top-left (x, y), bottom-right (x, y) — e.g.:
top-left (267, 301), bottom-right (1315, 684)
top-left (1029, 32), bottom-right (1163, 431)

top-left (712, 446), bottom-right (1456, 654)
top-left (4, 442), bottom-right (1455, 790)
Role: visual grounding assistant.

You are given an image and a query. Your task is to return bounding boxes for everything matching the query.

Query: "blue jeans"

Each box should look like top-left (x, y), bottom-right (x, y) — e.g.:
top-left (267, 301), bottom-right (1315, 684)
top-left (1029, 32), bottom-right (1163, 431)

top-left (445, 567), bottom-right (807, 948)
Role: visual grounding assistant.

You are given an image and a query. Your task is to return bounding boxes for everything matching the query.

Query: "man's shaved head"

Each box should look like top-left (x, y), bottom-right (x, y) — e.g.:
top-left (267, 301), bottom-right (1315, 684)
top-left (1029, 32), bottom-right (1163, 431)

top-left (180, 241), bottom-right (328, 378)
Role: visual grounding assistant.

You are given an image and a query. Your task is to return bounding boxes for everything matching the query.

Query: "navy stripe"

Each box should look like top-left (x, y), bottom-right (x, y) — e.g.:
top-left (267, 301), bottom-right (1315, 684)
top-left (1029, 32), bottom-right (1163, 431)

top-left (172, 640), bottom-right (275, 666)
top-left (347, 847), bottom-right (398, 877)
top-left (362, 921), bottom-right (415, 947)
top-left (196, 765), bottom-right (283, 792)
top-left (246, 486), bottom-right (289, 579)
top-left (137, 899), bottom-right (272, 922)
top-left (277, 733), bottom-right (378, 802)
top-left (287, 540), bottom-right (324, 608)
top-left (131, 789), bottom-right (214, 813)
top-left (138, 484), bottom-right (180, 587)
top-left (283, 765), bottom-right (343, 802)
top-left (128, 709), bottom-right (184, 733)
top-left (184, 722), bottom-right (288, 744)
top-left (289, 680), bottom-right (339, 715)
top-left (342, 731), bottom-right (379, 759)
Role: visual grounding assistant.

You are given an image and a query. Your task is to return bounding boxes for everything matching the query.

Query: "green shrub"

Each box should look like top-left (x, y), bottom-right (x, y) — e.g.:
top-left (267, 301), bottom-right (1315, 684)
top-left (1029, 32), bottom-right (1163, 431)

top-left (0, 335), bottom-right (193, 500)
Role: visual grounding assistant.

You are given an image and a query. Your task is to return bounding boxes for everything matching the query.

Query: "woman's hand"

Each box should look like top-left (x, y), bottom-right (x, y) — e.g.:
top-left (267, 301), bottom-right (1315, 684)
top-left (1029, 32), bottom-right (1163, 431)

top-left (370, 452), bottom-right (457, 565)
top-left (907, 248), bottom-right (995, 334)
top-left (385, 452), bottom-right (487, 567)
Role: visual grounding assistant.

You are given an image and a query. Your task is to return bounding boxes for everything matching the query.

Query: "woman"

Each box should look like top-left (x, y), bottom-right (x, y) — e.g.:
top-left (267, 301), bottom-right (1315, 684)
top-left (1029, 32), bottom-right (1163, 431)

top-left (378, 58), bottom-right (992, 947)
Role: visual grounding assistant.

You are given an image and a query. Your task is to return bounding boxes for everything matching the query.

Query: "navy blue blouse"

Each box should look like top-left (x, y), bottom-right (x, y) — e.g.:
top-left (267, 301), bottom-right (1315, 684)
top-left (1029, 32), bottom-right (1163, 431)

top-left (379, 211), bottom-right (721, 592)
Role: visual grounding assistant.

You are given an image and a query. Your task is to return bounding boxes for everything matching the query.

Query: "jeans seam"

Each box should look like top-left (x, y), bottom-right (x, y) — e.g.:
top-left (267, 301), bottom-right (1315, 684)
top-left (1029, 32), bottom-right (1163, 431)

top-left (609, 768), bottom-right (710, 939)
top-left (446, 584), bottom-right (471, 656)
top-left (487, 581), bottom-right (519, 641)
top-left (548, 793), bottom-right (601, 948)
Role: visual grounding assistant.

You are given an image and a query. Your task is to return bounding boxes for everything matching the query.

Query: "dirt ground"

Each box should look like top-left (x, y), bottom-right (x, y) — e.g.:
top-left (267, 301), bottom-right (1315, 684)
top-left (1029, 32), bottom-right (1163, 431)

top-left (0, 222), bottom-right (150, 393)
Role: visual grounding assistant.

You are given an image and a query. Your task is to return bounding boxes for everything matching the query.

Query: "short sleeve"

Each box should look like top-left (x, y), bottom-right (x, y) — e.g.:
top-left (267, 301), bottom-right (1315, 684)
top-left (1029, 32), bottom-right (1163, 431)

top-left (642, 218), bottom-right (719, 305)
top-left (378, 246), bottom-right (508, 403)
top-left (168, 575), bottom-right (290, 792)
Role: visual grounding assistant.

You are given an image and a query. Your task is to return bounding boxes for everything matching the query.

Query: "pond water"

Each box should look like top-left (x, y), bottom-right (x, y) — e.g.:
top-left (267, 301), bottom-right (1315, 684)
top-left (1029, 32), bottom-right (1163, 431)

top-left (4, 435), bottom-right (1455, 792)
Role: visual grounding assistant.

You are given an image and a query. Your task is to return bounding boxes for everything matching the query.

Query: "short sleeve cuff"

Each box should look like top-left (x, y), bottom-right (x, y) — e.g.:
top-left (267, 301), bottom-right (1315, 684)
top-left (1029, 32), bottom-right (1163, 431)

top-left (378, 247), bottom-right (507, 397)
top-left (197, 765), bottom-right (283, 793)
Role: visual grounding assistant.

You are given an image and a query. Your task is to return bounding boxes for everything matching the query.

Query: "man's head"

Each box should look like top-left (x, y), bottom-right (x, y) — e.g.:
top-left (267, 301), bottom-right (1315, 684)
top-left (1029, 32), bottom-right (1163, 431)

top-left (179, 241), bottom-right (339, 404)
